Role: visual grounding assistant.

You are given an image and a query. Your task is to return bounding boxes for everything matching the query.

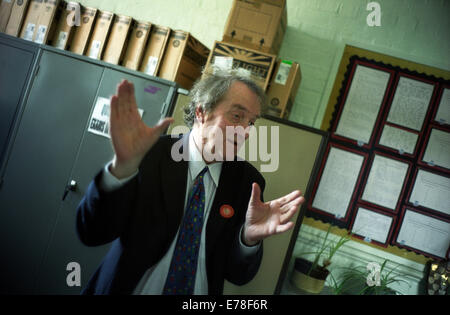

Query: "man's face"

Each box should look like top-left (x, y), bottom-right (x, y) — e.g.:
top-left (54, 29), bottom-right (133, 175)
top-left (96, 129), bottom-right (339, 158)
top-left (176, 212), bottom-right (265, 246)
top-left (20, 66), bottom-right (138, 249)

top-left (194, 81), bottom-right (261, 162)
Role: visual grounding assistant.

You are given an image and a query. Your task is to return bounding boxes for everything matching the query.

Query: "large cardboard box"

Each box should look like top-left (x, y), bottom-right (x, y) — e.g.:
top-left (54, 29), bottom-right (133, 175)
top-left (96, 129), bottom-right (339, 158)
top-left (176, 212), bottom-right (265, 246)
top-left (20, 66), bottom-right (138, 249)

top-left (140, 25), bottom-right (170, 77)
top-left (102, 14), bottom-right (132, 64)
top-left (49, 1), bottom-right (78, 49)
top-left (222, 0), bottom-right (287, 55)
top-left (85, 10), bottom-right (113, 59)
top-left (20, 0), bottom-right (59, 44)
top-left (158, 30), bottom-right (210, 90)
top-left (122, 20), bottom-right (151, 70)
top-left (5, 0), bottom-right (30, 36)
top-left (0, 0), bottom-right (15, 33)
top-left (265, 59), bottom-right (301, 119)
top-left (68, 5), bottom-right (96, 54)
top-left (205, 41), bottom-right (276, 91)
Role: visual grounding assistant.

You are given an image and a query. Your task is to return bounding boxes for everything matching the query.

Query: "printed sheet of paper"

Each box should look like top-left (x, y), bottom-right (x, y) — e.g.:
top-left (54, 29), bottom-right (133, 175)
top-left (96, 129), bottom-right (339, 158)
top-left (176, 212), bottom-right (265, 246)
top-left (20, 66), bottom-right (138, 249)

top-left (387, 76), bottom-right (434, 131)
top-left (435, 88), bottom-right (450, 124)
top-left (352, 207), bottom-right (393, 244)
top-left (396, 209), bottom-right (450, 258)
top-left (88, 97), bottom-right (144, 139)
top-left (312, 147), bottom-right (365, 219)
top-left (362, 155), bottom-right (408, 210)
top-left (409, 170), bottom-right (450, 216)
top-left (379, 124), bottom-right (418, 154)
top-left (422, 128), bottom-right (450, 170)
top-left (335, 65), bottom-right (391, 144)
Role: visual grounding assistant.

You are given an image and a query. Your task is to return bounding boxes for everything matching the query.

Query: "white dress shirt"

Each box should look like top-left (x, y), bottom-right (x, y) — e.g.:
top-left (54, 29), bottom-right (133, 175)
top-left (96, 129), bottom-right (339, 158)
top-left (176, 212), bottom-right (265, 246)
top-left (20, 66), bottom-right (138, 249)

top-left (100, 132), bottom-right (260, 294)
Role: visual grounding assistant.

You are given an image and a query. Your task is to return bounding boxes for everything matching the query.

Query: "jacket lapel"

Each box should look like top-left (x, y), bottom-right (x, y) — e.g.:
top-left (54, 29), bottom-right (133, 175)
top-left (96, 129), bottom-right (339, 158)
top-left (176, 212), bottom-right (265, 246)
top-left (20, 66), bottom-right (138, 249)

top-left (161, 134), bottom-right (189, 235)
top-left (206, 160), bottom-right (242, 258)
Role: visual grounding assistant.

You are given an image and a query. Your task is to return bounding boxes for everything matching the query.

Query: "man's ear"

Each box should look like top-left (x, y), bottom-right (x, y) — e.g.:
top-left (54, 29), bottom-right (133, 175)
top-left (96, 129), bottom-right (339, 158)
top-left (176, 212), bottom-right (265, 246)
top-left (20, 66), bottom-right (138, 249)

top-left (194, 105), bottom-right (205, 124)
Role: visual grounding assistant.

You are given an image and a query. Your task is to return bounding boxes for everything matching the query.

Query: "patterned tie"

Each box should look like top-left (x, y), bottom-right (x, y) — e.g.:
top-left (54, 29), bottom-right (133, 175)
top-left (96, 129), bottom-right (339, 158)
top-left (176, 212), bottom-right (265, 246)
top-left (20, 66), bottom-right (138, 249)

top-left (162, 167), bottom-right (208, 295)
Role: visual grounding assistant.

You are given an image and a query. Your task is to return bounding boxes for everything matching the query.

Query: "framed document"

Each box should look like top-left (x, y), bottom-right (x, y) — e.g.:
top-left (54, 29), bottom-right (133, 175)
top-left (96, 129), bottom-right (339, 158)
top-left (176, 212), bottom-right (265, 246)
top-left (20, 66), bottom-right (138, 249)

top-left (433, 85), bottom-right (450, 126)
top-left (350, 205), bottom-right (395, 247)
top-left (407, 168), bottom-right (450, 218)
top-left (394, 207), bottom-right (450, 260)
top-left (386, 73), bottom-right (436, 132)
top-left (309, 143), bottom-right (368, 223)
top-left (419, 126), bottom-right (450, 173)
top-left (332, 59), bottom-right (393, 148)
top-left (359, 152), bottom-right (411, 213)
top-left (376, 123), bottom-right (419, 157)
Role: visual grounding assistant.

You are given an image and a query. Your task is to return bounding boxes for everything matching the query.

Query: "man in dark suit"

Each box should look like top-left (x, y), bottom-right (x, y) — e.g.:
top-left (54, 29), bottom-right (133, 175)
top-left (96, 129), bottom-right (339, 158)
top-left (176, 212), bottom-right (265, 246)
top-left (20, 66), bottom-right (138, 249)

top-left (76, 70), bottom-right (304, 294)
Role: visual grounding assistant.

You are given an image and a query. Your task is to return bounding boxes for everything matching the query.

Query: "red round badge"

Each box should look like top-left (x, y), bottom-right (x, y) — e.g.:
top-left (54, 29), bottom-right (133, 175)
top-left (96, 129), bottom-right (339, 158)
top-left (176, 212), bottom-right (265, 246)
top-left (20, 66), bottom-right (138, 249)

top-left (220, 205), bottom-right (234, 219)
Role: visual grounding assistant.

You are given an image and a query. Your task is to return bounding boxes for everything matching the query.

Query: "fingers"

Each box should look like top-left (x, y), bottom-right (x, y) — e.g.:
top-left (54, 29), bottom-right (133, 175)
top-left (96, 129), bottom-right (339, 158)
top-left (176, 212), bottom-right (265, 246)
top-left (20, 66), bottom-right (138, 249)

top-left (116, 80), bottom-right (137, 113)
top-left (276, 189), bottom-right (302, 207)
top-left (110, 95), bottom-right (119, 120)
top-left (276, 221), bottom-right (295, 234)
top-left (154, 117), bottom-right (175, 134)
top-left (249, 183), bottom-right (261, 205)
top-left (280, 196), bottom-right (304, 224)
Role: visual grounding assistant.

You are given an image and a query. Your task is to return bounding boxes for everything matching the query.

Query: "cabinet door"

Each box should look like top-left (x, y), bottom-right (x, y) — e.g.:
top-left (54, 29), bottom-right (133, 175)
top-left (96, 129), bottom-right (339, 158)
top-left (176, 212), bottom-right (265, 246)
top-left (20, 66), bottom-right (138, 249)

top-left (0, 34), bottom-right (39, 175)
top-left (34, 67), bottom-right (178, 294)
top-left (0, 49), bottom-right (104, 294)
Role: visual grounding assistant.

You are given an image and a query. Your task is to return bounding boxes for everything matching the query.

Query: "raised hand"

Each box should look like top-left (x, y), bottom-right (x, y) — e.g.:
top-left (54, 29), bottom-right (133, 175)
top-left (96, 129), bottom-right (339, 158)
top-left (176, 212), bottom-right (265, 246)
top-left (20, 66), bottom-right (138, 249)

top-left (243, 183), bottom-right (304, 246)
top-left (109, 80), bottom-right (174, 178)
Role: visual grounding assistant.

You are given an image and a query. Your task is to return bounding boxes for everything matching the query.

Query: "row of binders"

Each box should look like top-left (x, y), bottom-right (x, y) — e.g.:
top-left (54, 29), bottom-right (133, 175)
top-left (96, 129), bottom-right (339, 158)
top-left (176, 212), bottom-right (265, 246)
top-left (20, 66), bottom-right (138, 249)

top-left (0, 0), bottom-right (302, 118)
top-left (0, 0), bottom-right (209, 90)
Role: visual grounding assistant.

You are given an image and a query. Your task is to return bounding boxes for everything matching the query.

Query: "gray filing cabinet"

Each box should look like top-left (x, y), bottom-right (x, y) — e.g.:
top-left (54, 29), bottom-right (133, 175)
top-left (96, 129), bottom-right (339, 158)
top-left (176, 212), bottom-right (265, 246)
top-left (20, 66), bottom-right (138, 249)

top-left (0, 34), bottom-right (179, 294)
top-left (0, 34), bottom-right (40, 178)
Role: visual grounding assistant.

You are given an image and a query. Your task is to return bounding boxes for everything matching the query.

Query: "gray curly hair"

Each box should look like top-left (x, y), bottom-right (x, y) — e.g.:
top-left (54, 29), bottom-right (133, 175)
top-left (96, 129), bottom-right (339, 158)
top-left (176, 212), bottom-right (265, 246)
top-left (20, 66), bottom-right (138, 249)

top-left (183, 67), bottom-right (267, 128)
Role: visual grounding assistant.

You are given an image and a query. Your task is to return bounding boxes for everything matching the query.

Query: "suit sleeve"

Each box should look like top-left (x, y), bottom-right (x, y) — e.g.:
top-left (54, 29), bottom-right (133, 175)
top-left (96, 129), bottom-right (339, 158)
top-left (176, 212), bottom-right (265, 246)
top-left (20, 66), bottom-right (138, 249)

top-left (76, 170), bottom-right (139, 246)
top-left (225, 173), bottom-right (265, 286)
top-left (76, 136), bottom-right (167, 247)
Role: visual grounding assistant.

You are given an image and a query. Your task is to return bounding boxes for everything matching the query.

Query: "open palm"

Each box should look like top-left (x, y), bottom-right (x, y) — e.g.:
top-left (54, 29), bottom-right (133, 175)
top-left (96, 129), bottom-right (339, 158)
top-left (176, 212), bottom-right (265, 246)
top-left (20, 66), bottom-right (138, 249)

top-left (109, 80), bottom-right (173, 178)
top-left (243, 183), bottom-right (304, 245)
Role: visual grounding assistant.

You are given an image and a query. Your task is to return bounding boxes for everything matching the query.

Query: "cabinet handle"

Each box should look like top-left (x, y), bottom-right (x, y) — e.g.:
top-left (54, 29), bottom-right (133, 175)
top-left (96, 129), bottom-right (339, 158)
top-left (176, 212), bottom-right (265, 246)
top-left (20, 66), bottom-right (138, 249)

top-left (62, 180), bottom-right (77, 201)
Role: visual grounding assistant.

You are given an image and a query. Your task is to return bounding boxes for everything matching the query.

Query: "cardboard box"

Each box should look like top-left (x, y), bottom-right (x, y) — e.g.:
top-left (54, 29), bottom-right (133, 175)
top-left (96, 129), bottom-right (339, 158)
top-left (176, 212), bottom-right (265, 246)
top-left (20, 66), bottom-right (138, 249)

top-left (205, 41), bottom-right (276, 91)
top-left (102, 14), bottom-right (132, 65)
top-left (49, 1), bottom-right (78, 49)
top-left (5, 0), bottom-right (30, 36)
top-left (0, 0), bottom-right (15, 33)
top-left (158, 30), bottom-right (210, 90)
top-left (68, 5), bottom-right (96, 54)
top-left (85, 10), bottom-right (113, 59)
top-left (122, 20), bottom-right (151, 70)
top-left (222, 0), bottom-right (287, 55)
top-left (139, 25), bottom-right (170, 76)
top-left (265, 59), bottom-right (301, 119)
top-left (19, 0), bottom-right (59, 44)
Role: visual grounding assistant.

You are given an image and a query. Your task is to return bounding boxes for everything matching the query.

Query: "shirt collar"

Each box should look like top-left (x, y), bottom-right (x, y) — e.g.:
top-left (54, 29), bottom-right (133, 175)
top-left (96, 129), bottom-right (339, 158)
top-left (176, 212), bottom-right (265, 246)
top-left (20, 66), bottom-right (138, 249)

top-left (188, 131), bottom-right (222, 187)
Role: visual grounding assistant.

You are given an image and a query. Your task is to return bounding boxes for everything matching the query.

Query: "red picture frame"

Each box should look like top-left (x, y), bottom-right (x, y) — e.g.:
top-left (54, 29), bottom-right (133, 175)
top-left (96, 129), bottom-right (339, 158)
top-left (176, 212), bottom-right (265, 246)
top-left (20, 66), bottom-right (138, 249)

top-left (405, 167), bottom-right (450, 219)
top-left (330, 59), bottom-right (395, 149)
top-left (393, 206), bottom-right (450, 260)
top-left (308, 143), bottom-right (369, 223)
top-left (380, 72), bottom-right (438, 133)
top-left (417, 125), bottom-right (450, 174)
top-left (358, 151), bottom-right (412, 214)
top-left (430, 84), bottom-right (450, 129)
top-left (349, 204), bottom-right (396, 247)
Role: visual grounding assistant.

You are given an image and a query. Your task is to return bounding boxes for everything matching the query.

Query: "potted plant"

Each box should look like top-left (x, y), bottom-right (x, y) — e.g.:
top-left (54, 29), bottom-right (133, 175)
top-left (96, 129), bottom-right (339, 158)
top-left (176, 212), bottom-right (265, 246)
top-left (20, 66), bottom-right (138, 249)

top-left (291, 225), bottom-right (352, 294)
top-left (328, 259), bottom-right (409, 295)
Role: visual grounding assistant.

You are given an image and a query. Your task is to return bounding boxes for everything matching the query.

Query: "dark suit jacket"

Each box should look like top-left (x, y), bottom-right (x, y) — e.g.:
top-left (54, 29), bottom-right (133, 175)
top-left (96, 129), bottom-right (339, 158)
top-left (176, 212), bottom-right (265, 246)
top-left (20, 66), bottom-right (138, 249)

top-left (76, 133), bottom-right (266, 294)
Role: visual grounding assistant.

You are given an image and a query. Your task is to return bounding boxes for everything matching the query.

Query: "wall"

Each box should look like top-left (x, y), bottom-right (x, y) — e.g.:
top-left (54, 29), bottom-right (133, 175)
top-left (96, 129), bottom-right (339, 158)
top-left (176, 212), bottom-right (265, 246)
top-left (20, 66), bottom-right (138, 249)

top-left (76, 0), bottom-right (450, 128)
top-left (74, 0), bottom-right (448, 294)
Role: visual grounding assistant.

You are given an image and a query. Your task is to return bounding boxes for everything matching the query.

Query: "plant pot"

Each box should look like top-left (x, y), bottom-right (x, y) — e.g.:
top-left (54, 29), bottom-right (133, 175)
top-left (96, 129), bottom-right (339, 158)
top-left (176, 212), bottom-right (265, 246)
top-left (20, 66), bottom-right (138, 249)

top-left (291, 258), bottom-right (330, 294)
